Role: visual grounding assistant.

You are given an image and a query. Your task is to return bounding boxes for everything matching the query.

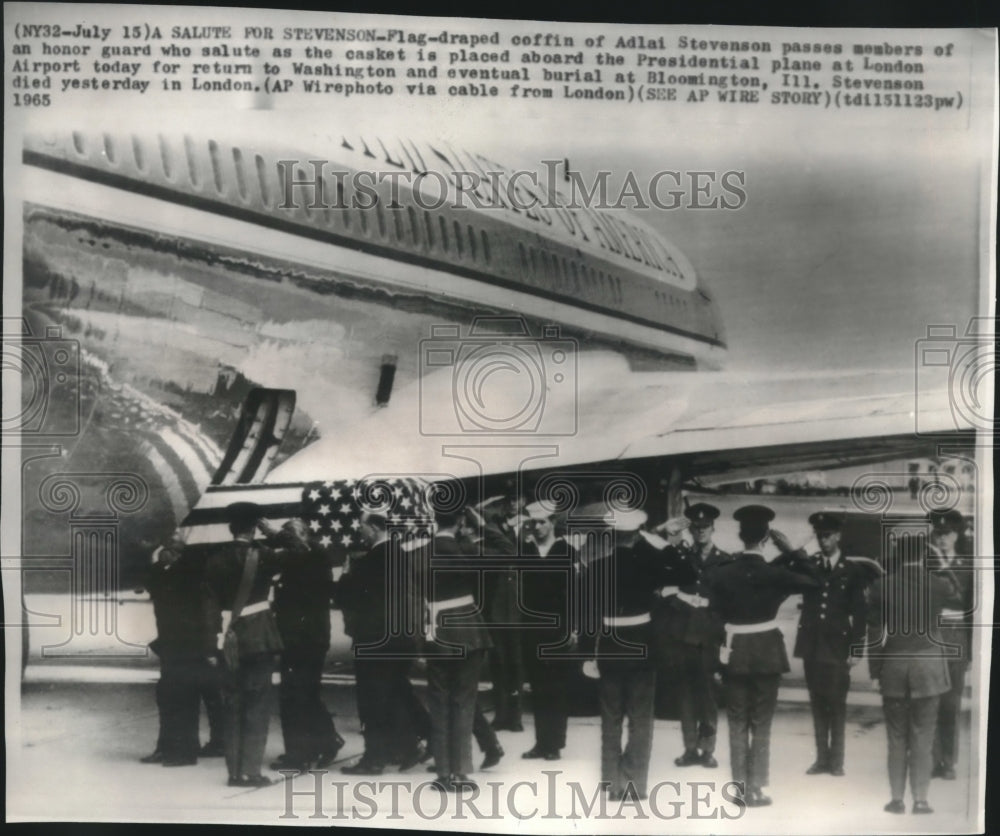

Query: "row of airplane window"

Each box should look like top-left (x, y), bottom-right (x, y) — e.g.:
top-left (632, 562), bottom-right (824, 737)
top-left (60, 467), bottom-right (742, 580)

top-left (87, 133), bottom-right (689, 316)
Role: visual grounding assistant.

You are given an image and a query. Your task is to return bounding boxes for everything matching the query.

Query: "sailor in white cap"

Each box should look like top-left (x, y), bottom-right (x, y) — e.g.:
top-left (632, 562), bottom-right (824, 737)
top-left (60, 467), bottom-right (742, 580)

top-left (520, 500), bottom-right (578, 761)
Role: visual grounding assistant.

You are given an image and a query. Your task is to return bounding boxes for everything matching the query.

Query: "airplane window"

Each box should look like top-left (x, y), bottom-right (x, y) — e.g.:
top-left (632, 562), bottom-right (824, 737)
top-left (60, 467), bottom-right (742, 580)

top-left (439, 215), bottom-right (449, 251)
top-left (254, 154), bottom-right (268, 205)
top-left (185, 137), bottom-right (200, 187)
top-left (72, 131), bottom-right (86, 156)
top-left (467, 225), bottom-right (476, 260)
top-left (131, 136), bottom-right (145, 172)
top-left (232, 147), bottom-right (247, 200)
top-left (481, 230), bottom-right (490, 263)
top-left (454, 220), bottom-right (464, 256)
top-left (410, 207), bottom-right (421, 246)
top-left (425, 210), bottom-right (435, 249)
top-left (158, 136), bottom-right (173, 180)
top-left (208, 141), bottom-right (224, 193)
top-left (103, 133), bottom-right (116, 164)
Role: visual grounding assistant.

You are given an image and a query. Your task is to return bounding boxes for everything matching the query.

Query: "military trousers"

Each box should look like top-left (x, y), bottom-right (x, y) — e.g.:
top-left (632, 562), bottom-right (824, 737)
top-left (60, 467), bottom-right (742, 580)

top-left (155, 655), bottom-right (224, 759)
top-left (932, 660), bottom-right (967, 770)
top-left (279, 644), bottom-right (339, 766)
top-left (803, 659), bottom-right (850, 769)
top-left (222, 653), bottom-right (275, 780)
top-left (426, 649), bottom-right (485, 776)
top-left (883, 695), bottom-right (939, 803)
top-left (488, 630), bottom-right (524, 727)
top-left (677, 643), bottom-right (719, 755)
top-left (355, 656), bottom-right (418, 766)
top-left (599, 663), bottom-right (656, 796)
top-left (525, 652), bottom-right (573, 754)
top-left (725, 672), bottom-right (780, 791)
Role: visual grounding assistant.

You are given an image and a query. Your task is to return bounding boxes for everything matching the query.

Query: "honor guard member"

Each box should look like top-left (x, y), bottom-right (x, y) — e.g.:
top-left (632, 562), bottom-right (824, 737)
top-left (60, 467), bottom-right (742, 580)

top-left (586, 508), bottom-right (693, 801)
top-left (337, 512), bottom-right (426, 775)
top-left (424, 485), bottom-right (493, 793)
top-left (478, 498), bottom-right (527, 732)
top-left (667, 503), bottom-right (730, 769)
top-left (143, 533), bottom-right (223, 766)
top-left (266, 519), bottom-right (344, 774)
top-left (927, 509), bottom-right (974, 781)
top-left (204, 502), bottom-right (285, 787)
top-left (788, 512), bottom-right (869, 777)
top-left (707, 505), bottom-right (821, 807)
top-left (869, 538), bottom-right (961, 814)
top-left (520, 501), bottom-right (579, 762)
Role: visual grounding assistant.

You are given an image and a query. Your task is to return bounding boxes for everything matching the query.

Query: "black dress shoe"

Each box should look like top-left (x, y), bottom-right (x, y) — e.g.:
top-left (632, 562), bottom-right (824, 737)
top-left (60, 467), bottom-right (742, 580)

top-left (607, 789), bottom-right (624, 802)
top-left (199, 741), bottom-right (224, 757)
top-left (271, 759), bottom-right (309, 774)
top-left (162, 757), bottom-right (197, 767)
top-left (674, 750), bottom-right (701, 767)
top-left (240, 775), bottom-right (274, 788)
top-left (883, 799), bottom-right (905, 814)
top-left (912, 801), bottom-right (934, 814)
top-left (481, 745), bottom-right (504, 770)
top-left (829, 766), bottom-right (845, 777)
top-left (506, 721), bottom-right (524, 732)
top-left (939, 766), bottom-right (956, 780)
top-left (522, 746), bottom-right (547, 759)
top-left (452, 774), bottom-right (478, 792)
top-left (746, 789), bottom-right (772, 807)
top-left (315, 736), bottom-right (346, 769)
top-left (341, 760), bottom-right (384, 775)
top-left (140, 750), bottom-right (164, 764)
top-left (429, 776), bottom-right (456, 793)
top-left (543, 751), bottom-right (561, 761)
top-left (931, 763), bottom-right (945, 778)
top-left (700, 753), bottom-right (718, 769)
top-left (399, 742), bottom-right (430, 771)
top-left (806, 761), bottom-right (829, 775)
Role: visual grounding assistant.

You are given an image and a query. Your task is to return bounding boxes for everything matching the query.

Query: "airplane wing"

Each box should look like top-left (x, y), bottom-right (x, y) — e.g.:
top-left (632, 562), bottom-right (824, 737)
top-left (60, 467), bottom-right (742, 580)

top-left (266, 353), bottom-right (975, 485)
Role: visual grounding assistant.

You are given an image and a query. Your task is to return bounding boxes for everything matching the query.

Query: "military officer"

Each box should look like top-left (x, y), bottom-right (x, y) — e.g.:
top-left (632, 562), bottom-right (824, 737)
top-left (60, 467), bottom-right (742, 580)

top-left (786, 512), bottom-right (869, 777)
top-left (520, 501), bottom-right (578, 762)
top-left (667, 503), bottom-right (730, 769)
top-left (869, 537), bottom-right (960, 814)
top-left (203, 502), bottom-right (284, 787)
top-left (927, 509), bottom-right (974, 781)
top-left (706, 505), bottom-right (821, 807)
top-left (586, 508), bottom-right (695, 801)
top-left (424, 488), bottom-right (493, 792)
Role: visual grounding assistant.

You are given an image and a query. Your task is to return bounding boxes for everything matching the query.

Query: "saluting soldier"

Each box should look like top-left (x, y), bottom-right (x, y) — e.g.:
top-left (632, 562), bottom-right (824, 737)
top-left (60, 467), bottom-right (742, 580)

top-left (424, 487), bottom-right (493, 792)
top-left (666, 503), bottom-right (730, 769)
top-left (927, 509), bottom-right (974, 781)
top-left (585, 508), bottom-right (695, 801)
top-left (784, 512), bottom-right (870, 777)
top-left (706, 505), bottom-right (821, 808)
top-left (203, 502), bottom-right (285, 787)
top-left (520, 501), bottom-right (578, 762)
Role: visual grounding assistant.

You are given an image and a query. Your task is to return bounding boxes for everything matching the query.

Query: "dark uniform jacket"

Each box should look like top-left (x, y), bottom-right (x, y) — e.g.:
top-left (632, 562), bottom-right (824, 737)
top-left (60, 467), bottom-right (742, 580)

top-left (272, 545), bottom-right (334, 650)
top-left (659, 543), bottom-right (730, 647)
top-left (867, 560), bottom-right (959, 698)
top-left (585, 537), bottom-right (696, 669)
top-left (147, 552), bottom-right (217, 659)
top-left (790, 551), bottom-right (869, 664)
top-left (480, 523), bottom-right (521, 626)
top-left (521, 537), bottom-right (578, 649)
top-left (336, 539), bottom-right (419, 652)
top-left (203, 539), bottom-right (281, 654)
top-left (707, 551), bottom-right (820, 675)
top-left (425, 533), bottom-right (492, 653)
top-left (926, 545), bottom-right (974, 670)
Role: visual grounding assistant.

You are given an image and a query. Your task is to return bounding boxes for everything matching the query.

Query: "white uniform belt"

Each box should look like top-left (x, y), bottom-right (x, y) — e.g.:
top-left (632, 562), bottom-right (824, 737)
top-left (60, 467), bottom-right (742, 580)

top-left (426, 594), bottom-right (475, 642)
top-left (725, 619), bottom-right (779, 642)
top-left (603, 613), bottom-right (651, 627)
top-left (227, 600), bottom-right (270, 617)
top-left (429, 594), bottom-right (475, 619)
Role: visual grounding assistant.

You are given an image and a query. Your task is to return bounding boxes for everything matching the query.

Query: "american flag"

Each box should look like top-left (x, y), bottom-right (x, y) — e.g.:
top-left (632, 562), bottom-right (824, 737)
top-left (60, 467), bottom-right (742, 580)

top-left (300, 476), bottom-right (436, 550)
